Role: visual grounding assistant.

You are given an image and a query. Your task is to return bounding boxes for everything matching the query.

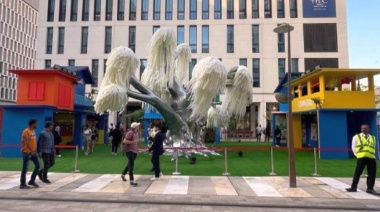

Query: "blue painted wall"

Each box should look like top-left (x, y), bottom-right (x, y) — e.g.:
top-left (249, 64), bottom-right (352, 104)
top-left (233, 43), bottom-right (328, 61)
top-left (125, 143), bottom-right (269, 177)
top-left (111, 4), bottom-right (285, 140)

top-left (2, 107), bottom-right (54, 158)
top-left (74, 113), bottom-right (87, 148)
top-left (75, 83), bottom-right (86, 96)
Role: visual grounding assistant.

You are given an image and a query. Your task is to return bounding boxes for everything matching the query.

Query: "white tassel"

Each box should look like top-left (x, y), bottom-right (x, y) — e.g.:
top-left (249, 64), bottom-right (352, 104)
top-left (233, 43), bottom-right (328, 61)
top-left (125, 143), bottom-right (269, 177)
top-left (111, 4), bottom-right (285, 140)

top-left (175, 43), bottom-right (192, 87)
top-left (207, 106), bottom-right (230, 128)
top-left (222, 66), bottom-right (253, 118)
top-left (188, 57), bottom-right (227, 120)
top-left (94, 46), bottom-right (140, 114)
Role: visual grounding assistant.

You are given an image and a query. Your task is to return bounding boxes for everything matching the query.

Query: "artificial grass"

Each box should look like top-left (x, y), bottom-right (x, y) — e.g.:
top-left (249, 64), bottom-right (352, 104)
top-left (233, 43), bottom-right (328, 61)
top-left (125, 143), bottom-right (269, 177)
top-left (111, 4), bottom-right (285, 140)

top-left (0, 142), bottom-right (375, 177)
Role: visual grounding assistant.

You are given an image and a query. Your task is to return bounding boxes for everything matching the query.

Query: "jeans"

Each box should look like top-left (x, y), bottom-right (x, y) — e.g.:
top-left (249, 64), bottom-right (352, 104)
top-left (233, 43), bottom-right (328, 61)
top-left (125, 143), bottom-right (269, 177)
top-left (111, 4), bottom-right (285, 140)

top-left (39, 153), bottom-right (55, 180)
top-left (111, 140), bottom-right (120, 153)
top-left (122, 152), bottom-right (137, 181)
top-left (20, 153), bottom-right (40, 185)
top-left (351, 157), bottom-right (377, 189)
top-left (151, 153), bottom-right (161, 178)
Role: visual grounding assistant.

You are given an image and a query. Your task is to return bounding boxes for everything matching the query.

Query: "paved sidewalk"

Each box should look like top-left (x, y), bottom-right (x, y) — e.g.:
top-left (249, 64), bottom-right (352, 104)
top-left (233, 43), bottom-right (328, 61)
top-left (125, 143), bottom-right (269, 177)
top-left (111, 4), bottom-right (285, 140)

top-left (0, 171), bottom-right (379, 211)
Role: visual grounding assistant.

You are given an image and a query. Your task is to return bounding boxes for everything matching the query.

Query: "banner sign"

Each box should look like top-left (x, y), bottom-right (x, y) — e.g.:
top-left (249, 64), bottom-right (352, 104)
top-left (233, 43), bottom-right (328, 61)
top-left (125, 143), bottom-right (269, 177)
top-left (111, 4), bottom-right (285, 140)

top-left (303, 0), bottom-right (336, 18)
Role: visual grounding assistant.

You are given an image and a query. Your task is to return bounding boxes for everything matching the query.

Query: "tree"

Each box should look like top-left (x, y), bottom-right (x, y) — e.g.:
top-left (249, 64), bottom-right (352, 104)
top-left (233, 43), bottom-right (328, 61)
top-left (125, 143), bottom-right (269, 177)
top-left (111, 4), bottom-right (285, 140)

top-left (94, 28), bottom-right (253, 149)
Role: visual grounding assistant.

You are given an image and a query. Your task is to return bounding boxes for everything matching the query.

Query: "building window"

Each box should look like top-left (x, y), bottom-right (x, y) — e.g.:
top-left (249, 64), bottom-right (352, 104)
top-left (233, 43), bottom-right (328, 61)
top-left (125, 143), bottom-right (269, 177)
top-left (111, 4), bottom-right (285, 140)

top-left (264, 0), bottom-right (271, 18)
top-left (129, 26), bottom-right (136, 52)
top-left (304, 58), bottom-right (338, 71)
top-left (278, 32), bottom-right (284, 52)
top-left (290, 0), bottom-right (297, 18)
top-left (92, 59), bottom-right (99, 87)
top-left (70, 0), bottom-right (78, 21)
top-left (202, 0), bottom-right (209, 19)
top-left (46, 27), bottom-right (53, 54)
top-left (177, 25), bottom-right (185, 45)
top-left (227, 0), bottom-right (234, 19)
top-left (189, 59), bottom-right (197, 80)
top-left (117, 0), bottom-right (125, 20)
top-left (165, 0), bottom-right (173, 20)
top-left (251, 25), bottom-right (259, 53)
top-left (291, 58), bottom-right (299, 73)
top-left (104, 59), bottom-right (108, 74)
top-left (252, 0), bottom-right (259, 18)
top-left (94, 0), bottom-right (101, 21)
top-left (153, 0), bottom-right (161, 20)
top-left (227, 25), bottom-right (234, 53)
top-left (106, 0), bottom-right (113, 21)
top-left (130, 0), bottom-right (137, 20)
top-left (252, 59), bottom-right (260, 87)
top-left (58, 27), bottom-right (65, 54)
top-left (105, 27), bottom-right (112, 53)
top-left (239, 58), bottom-right (247, 66)
top-left (140, 59), bottom-right (147, 79)
top-left (277, 0), bottom-right (284, 18)
top-left (81, 27), bottom-right (88, 54)
top-left (304, 24), bottom-right (338, 52)
top-left (141, 0), bottom-right (148, 20)
top-left (190, 0), bottom-right (197, 20)
top-left (82, 0), bottom-right (90, 21)
top-left (68, 59), bottom-right (75, 66)
top-left (202, 25), bottom-right (209, 53)
top-left (177, 0), bottom-right (185, 20)
top-left (47, 0), bottom-right (55, 22)
top-left (278, 58), bottom-right (285, 83)
top-left (59, 0), bottom-right (67, 21)
top-left (239, 0), bottom-right (246, 19)
top-left (189, 26), bottom-right (197, 53)
top-left (214, 0), bottom-right (222, 19)
top-left (153, 25), bottom-right (160, 34)
top-left (45, 60), bottom-right (51, 68)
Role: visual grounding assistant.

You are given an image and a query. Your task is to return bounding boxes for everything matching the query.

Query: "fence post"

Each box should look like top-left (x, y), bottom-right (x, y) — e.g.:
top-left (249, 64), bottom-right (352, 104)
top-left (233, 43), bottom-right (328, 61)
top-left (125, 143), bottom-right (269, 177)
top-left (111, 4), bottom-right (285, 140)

top-left (311, 147), bottom-right (320, 177)
top-left (172, 148), bottom-right (181, 175)
top-left (222, 147), bottom-right (230, 176)
top-left (269, 146), bottom-right (277, 176)
top-left (72, 145), bottom-right (80, 173)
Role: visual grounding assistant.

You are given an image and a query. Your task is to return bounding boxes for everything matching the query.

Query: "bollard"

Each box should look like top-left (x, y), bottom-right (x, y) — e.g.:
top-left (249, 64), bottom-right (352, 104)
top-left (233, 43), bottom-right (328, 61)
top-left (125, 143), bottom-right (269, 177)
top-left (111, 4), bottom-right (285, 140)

top-left (268, 146), bottom-right (277, 176)
top-left (311, 147), bottom-right (320, 176)
top-left (72, 145), bottom-right (80, 173)
top-left (222, 147), bottom-right (231, 176)
top-left (172, 148), bottom-right (181, 175)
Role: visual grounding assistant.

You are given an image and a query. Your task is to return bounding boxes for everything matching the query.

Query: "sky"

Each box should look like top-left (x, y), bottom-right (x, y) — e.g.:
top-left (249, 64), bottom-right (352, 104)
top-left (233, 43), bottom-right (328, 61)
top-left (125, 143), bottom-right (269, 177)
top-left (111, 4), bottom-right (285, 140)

top-left (346, 0), bottom-right (380, 84)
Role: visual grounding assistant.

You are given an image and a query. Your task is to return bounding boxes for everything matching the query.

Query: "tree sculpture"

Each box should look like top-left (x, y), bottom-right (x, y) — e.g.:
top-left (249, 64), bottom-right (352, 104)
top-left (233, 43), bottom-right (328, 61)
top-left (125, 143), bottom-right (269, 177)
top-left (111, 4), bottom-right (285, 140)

top-left (94, 28), bottom-right (253, 157)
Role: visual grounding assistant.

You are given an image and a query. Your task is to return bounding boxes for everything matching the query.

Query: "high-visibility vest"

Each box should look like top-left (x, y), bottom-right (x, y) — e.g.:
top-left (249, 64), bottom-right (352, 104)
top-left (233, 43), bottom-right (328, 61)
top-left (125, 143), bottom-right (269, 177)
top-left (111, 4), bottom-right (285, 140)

top-left (355, 134), bottom-right (376, 159)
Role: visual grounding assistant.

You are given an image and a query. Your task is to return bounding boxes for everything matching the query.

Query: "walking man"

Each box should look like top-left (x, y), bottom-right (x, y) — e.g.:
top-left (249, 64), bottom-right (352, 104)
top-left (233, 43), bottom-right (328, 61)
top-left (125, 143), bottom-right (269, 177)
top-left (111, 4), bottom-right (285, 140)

top-left (20, 119), bottom-right (40, 189)
top-left (346, 124), bottom-right (378, 194)
top-left (256, 125), bottom-right (262, 142)
top-left (149, 122), bottom-right (165, 180)
top-left (37, 121), bottom-right (55, 184)
top-left (120, 122), bottom-right (140, 186)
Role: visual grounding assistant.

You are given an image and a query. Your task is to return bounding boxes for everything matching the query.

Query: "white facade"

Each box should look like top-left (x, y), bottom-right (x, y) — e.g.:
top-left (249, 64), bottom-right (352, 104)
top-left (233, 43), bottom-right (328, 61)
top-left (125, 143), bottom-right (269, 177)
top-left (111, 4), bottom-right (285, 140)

top-left (0, 0), bottom-right (38, 104)
top-left (35, 0), bottom-right (348, 131)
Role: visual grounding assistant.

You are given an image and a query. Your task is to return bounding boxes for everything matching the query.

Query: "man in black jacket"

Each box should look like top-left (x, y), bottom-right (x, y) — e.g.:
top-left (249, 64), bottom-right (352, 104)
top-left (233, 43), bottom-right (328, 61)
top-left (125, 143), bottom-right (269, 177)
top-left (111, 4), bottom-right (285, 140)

top-left (149, 123), bottom-right (165, 180)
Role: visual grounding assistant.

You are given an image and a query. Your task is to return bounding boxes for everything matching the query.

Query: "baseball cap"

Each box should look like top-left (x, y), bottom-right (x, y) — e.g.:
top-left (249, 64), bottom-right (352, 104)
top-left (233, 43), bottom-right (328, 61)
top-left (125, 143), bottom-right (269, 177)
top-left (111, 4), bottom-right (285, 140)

top-left (131, 122), bottom-right (140, 129)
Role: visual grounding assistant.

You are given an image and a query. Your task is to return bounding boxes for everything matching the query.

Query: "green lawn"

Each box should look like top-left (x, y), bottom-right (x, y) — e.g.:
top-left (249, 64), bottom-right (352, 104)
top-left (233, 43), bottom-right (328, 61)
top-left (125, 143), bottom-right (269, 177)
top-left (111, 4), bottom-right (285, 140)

top-left (0, 142), bottom-right (375, 177)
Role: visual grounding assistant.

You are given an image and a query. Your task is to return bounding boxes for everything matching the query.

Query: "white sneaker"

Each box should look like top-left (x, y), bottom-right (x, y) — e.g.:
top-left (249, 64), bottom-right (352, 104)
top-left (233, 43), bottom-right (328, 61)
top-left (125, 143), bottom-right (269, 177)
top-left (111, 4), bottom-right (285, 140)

top-left (159, 172), bottom-right (163, 177)
top-left (150, 177), bottom-right (160, 181)
top-left (57, 155), bottom-right (61, 158)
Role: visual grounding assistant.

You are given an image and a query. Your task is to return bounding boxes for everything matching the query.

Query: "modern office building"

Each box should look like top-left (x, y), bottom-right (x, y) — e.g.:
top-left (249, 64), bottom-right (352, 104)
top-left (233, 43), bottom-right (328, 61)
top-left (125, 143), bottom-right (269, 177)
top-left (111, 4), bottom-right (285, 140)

top-left (0, 0), bottom-right (39, 105)
top-left (35, 0), bottom-right (348, 132)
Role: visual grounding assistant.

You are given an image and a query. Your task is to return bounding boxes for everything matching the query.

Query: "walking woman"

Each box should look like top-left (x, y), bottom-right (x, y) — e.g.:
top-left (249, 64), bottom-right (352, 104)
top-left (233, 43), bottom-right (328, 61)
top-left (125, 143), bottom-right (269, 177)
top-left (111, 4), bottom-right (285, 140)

top-left (149, 122), bottom-right (165, 180)
top-left (111, 123), bottom-right (123, 155)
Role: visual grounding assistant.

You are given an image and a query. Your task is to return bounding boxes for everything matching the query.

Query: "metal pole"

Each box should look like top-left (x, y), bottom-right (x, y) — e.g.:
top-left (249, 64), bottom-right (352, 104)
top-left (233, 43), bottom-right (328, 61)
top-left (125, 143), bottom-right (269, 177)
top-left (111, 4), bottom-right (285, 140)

top-left (312, 147), bottom-right (320, 176)
top-left (72, 145), bottom-right (80, 173)
top-left (172, 148), bottom-right (181, 175)
top-left (286, 24), bottom-right (297, 188)
top-left (222, 147), bottom-right (230, 176)
top-left (269, 146), bottom-right (277, 176)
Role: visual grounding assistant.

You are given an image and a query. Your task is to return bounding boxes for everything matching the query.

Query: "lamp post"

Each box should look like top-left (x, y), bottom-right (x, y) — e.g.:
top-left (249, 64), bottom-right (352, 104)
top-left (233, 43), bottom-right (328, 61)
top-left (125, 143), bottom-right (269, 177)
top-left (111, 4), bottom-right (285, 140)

top-left (274, 23), bottom-right (296, 188)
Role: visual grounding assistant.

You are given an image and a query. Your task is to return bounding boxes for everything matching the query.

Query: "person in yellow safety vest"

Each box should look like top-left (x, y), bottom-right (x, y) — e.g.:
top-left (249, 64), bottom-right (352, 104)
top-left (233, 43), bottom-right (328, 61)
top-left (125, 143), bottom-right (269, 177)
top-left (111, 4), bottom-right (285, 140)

top-left (346, 124), bottom-right (378, 195)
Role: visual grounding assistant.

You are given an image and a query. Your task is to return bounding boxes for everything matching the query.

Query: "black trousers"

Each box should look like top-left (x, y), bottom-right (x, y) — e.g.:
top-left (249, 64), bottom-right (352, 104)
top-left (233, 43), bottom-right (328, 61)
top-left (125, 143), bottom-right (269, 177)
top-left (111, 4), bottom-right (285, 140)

top-left (39, 153), bottom-right (55, 180)
top-left (112, 140), bottom-right (120, 153)
top-left (55, 145), bottom-right (60, 155)
top-left (122, 152), bottom-right (137, 181)
top-left (350, 157), bottom-right (377, 189)
top-left (151, 153), bottom-right (161, 178)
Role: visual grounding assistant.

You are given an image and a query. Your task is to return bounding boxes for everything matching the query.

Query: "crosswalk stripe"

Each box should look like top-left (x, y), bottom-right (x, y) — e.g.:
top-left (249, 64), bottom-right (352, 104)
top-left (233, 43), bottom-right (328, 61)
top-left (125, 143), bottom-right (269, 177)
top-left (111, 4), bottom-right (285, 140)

top-left (38, 173), bottom-right (88, 192)
top-left (99, 175), bottom-right (141, 193)
top-left (211, 177), bottom-right (238, 196)
top-left (163, 176), bottom-right (189, 195)
top-left (145, 176), bottom-right (170, 194)
top-left (315, 177), bottom-right (380, 200)
top-left (243, 177), bottom-right (282, 197)
top-left (262, 177), bottom-right (312, 197)
top-left (73, 174), bottom-right (118, 192)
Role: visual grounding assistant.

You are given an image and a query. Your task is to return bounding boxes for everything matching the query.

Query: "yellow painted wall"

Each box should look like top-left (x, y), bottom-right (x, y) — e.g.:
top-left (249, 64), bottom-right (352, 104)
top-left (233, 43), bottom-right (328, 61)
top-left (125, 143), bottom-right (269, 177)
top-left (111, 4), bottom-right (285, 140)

top-left (53, 113), bottom-right (75, 144)
top-left (292, 115), bottom-right (302, 148)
